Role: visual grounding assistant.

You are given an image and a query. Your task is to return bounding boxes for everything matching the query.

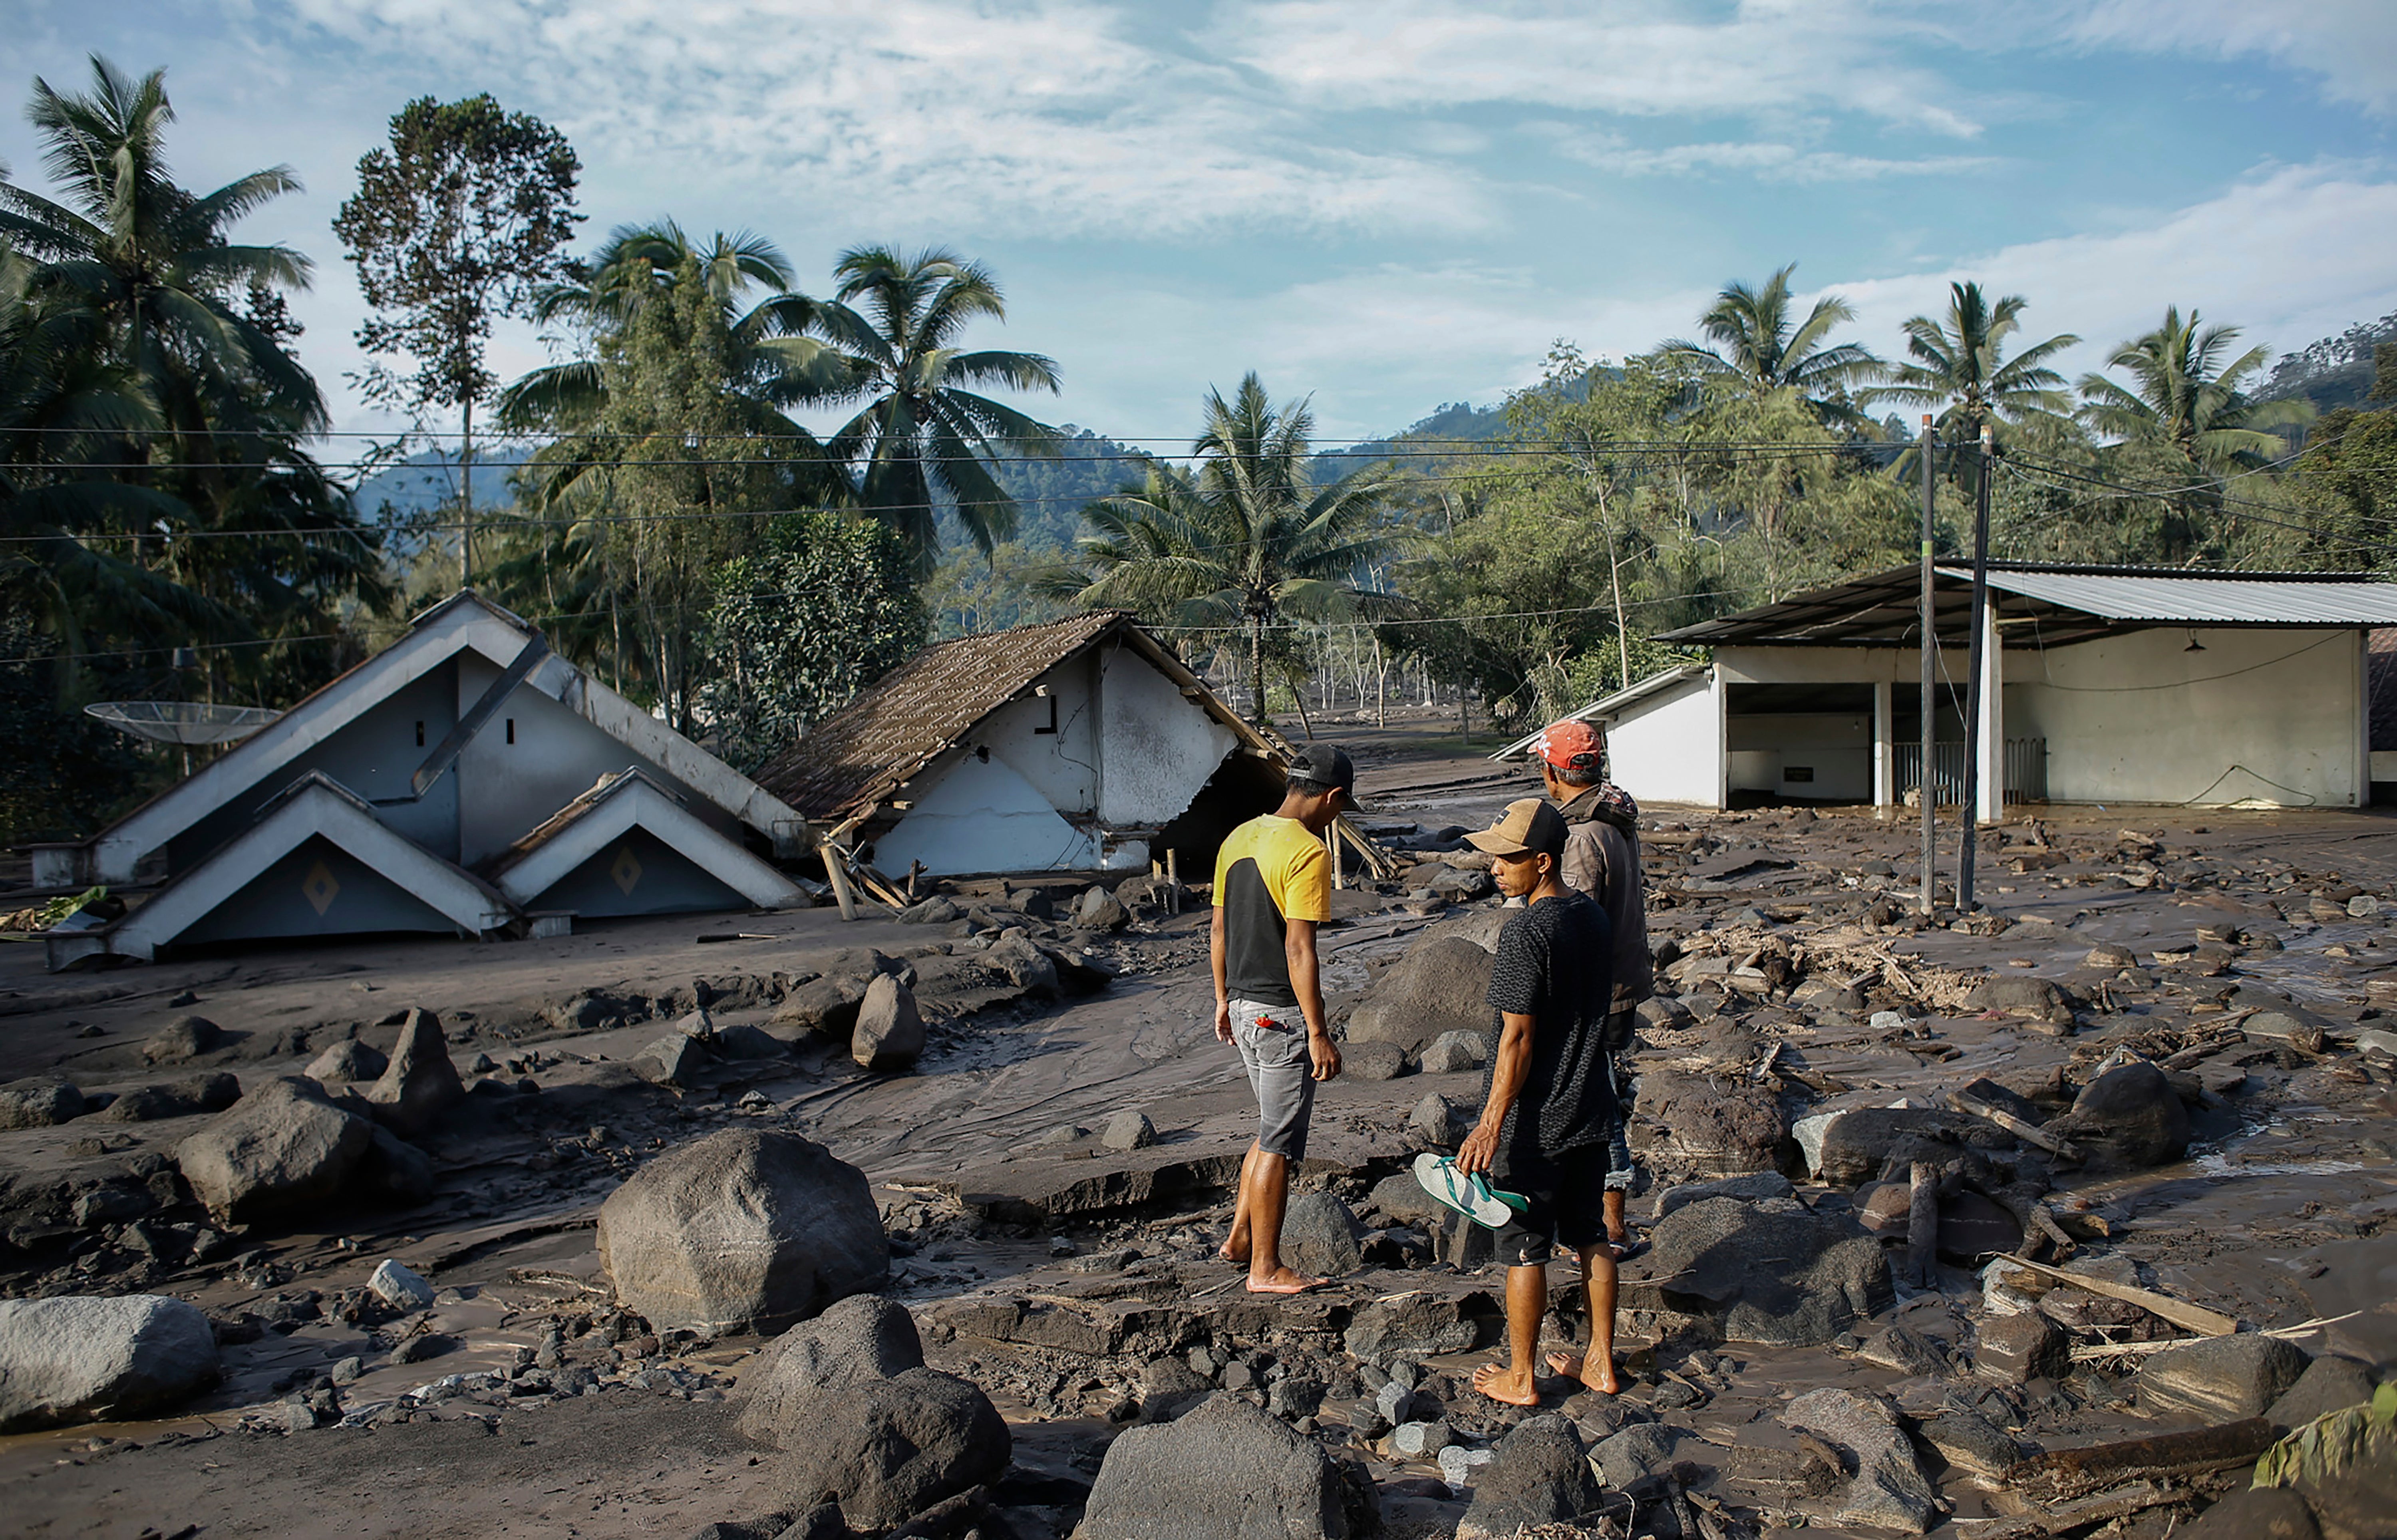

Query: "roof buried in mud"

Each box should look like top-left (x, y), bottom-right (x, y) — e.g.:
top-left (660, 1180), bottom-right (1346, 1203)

top-left (1659, 562), bottom-right (2397, 650)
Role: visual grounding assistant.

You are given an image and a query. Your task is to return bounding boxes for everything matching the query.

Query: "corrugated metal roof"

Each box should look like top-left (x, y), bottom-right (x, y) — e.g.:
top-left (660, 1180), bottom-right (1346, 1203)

top-left (1975, 569), bottom-right (2397, 626)
top-left (1491, 665), bottom-right (1709, 761)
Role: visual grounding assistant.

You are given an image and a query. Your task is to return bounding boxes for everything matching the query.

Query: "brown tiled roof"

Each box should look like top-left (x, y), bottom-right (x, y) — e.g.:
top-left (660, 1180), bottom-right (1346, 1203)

top-left (755, 610), bottom-right (1228, 825)
top-left (2371, 628), bottom-right (2397, 753)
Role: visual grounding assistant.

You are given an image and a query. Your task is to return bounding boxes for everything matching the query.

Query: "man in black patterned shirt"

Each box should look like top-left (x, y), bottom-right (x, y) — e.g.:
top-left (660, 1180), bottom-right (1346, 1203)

top-left (1454, 797), bottom-right (1622, 1404)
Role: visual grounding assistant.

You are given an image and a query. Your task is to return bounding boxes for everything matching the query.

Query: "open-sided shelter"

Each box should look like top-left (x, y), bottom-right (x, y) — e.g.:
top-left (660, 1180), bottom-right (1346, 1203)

top-left (1498, 562), bottom-right (2397, 816)
top-left (40, 592), bottom-right (809, 968)
top-left (753, 611), bottom-right (1286, 878)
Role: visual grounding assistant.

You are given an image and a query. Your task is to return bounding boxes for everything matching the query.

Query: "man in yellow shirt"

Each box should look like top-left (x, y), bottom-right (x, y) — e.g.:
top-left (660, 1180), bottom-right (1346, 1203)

top-left (1212, 745), bottom-right (1352, 1294)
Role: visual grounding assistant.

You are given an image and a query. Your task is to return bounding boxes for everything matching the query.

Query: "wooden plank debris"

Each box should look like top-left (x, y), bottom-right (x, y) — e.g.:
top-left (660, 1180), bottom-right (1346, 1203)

top-left (1991, 1254), bottom-right (2238, 1337)
top-left (1949, 1089), bottom-right (2085, 1161)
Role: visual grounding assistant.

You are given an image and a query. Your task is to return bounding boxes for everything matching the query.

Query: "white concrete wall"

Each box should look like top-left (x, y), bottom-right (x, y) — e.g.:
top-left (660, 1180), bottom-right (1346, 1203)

top-left (2005, 626), bottom-right (2366, 808)
top-left (875, 754), bottom-right (1098, 875)
top-left (1725, 712), bottom-right (1874, 800)
top-left (972, 658), bottom-right (1100, 815)
top-left (1095, 641), bottom-right (1237, 825)
top-left (1716, 644), bottom-right (1976, 686)
top-left (1604, 674), bottom-right (1723, 808)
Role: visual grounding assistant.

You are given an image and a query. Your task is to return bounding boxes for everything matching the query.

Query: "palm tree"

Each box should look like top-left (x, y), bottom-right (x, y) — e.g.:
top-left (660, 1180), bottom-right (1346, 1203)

top-left (806, 246), bottom-right (1061, 573)
top-left (2077, 307), bottom-right (2313, 475)
top-left (1658, 264), bottom-right (1883, 427)
top-left (1870, 281), bottom-right (2079, 454)
top-left (1057, 374), bottom-right (1405, 723)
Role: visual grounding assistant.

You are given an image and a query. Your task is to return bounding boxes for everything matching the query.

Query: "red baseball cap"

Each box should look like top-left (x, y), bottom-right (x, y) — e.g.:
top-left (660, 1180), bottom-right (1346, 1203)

top-left (1534, 719), bottom-right (1603, 773)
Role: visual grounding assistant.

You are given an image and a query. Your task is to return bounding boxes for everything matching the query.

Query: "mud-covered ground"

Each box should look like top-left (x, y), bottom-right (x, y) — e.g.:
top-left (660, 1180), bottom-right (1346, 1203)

top-left (2, 724), bottom-right (2393, 1538)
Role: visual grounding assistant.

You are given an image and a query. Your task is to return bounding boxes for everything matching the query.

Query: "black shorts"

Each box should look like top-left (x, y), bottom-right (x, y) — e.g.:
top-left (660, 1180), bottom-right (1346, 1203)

top-left (1489, 1142), bottom-right (1612, 1267)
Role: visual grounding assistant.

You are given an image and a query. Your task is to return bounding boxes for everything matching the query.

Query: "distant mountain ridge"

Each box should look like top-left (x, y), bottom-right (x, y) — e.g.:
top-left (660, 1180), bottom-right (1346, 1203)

top-left (2259, 309), bottom-right (2397, 415)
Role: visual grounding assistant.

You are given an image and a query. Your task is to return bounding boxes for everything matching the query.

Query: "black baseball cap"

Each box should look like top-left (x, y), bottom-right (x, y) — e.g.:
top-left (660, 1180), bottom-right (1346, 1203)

top-left (1287, 743), bottom-right (1359, 808)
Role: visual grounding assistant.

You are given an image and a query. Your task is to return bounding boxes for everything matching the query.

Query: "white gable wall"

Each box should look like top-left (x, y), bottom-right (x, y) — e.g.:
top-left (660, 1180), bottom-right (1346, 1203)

top-left (1096, 640), bottom-right (1238, 825)
top-left (2007, 626), bottom-right (2367, 807)
top-left (1600, 672), bottom-right (1724, 809)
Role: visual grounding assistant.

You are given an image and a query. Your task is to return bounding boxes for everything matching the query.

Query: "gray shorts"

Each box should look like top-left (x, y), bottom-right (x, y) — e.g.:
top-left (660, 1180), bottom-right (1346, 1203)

top-left (1230, 998), bottom-right (1316, 1159)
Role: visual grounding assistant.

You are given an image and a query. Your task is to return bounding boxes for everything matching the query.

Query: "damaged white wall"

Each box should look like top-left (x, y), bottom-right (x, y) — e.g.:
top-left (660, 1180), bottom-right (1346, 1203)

top-left (873, 639), bottom-right (1238, 877)
top-left (1598, 671), bottom-right (1724, 810)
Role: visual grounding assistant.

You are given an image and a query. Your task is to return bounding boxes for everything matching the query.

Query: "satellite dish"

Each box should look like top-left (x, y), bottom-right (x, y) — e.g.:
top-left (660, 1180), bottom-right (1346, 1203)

top-left (85, 701), bottom-right (280, 746)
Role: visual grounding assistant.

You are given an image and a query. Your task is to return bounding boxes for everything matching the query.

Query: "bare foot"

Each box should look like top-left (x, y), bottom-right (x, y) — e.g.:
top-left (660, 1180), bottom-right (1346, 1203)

top-left (1544, 1349), bottom-right (1624, 1396)
top-left (1245, 1266), bottom-right (1326, 1295)
top-left (1218, 1245), bottom-right (1250, 1266)
top-left (1471, 1360), bottom-right (1540, 1407)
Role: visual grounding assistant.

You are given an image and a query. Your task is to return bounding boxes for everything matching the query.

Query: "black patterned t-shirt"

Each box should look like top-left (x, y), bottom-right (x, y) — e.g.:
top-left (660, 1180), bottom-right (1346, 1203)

top-left (1481, 890), bottom-right (1617, 1158)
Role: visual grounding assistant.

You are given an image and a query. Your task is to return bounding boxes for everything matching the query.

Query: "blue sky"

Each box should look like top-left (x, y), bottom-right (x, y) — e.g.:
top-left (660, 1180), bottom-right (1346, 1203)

top-left (6, 0), bottom-right (2396, 445)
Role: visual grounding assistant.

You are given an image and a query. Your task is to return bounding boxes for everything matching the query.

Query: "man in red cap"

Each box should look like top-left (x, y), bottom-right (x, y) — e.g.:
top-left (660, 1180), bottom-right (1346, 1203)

top-left (1532, 717), bottom-right (1651, 1261)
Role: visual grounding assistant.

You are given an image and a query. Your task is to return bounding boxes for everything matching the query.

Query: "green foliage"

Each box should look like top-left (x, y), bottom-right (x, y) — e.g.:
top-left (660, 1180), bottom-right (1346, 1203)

top-left (1870, 281), bottom-right (2079, 484)
top-left (2294, 405), bottom-right (2397, 574)
top-left (701, 511), bottom-right (924, 771)
top-left (2254, 1379), bottom-right (2396, 1490)
top-left (2077, 307), bottom-right (2314, 475)
top-left (1657, 264), bottom-right (1884, 428)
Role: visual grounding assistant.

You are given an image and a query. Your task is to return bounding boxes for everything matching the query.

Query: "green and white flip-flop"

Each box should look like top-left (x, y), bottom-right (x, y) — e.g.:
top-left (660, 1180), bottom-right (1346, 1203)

top-left (1412, 1152), bottom-right (1527, 1230)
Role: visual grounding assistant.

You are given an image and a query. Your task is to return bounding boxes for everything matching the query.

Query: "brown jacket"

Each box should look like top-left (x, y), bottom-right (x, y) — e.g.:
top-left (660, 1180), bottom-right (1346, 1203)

top-left (1556, 784), bottom-right (1652, 1011)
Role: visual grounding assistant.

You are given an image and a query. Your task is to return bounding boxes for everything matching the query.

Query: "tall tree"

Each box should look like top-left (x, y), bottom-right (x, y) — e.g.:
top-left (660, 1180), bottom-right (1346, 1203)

top-left (1870, 282), bottom-right (2078, 477)
top-left (334, 95), bottom-right (581, 582)
top-left (1056, 374), bottom-right (1404, 723)
top-left (806, 245), bottom-right (1061, 574)
top-left (1657, 264), bottom-right (1883, 427)
top-left (2077, 306), bottom-right (2314, 475)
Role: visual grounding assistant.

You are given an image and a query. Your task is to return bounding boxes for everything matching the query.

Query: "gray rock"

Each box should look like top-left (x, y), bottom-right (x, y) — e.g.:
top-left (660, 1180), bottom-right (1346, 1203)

top-left (1419, 1029), bottom-right (1487, 1075)
top-left (1376, 1380), bottom-right (1417, 1427)
top-left (763, 1366), bottom-right (1009, 1530)
top-left (777, 973), bottom-right (873, 1039)
top-left (1439, 1444), bottom-right (1498, 1491)
top-left (1078, 1391), bottom-right (1348, 1539)
top-left (100, 1073), bottom-right (241, 1123)
top-left (0, 1294), bottom-right (220, 1431)
top-left (1280, 1191), bottom-right (1362, 1278)
top-left (368, 1258), bottom-right (437, 1310)
top-left (1782, 1387), bottom-right (1940, 1534)
top-left (1101, 1109), bottom-right (1156, 1151)
top-left (0, 1075), bottom-right (85, 1129)
top-left (1362, 1172), bottom-right (1447, 1229)
top-left (1347, 936), bottom-right (1499, 1052)
top-left (1810, 1107), bottom-right (1984, 1186)
top-left (1654, 1170), bottom-right (1796, 1219)
top-left (1407, 1091), bottom-right (1471, 1152)
top-left (1341, 1041), bottom-right (1408, 1081)
top-left (357, 1124), bottom-right (435, 1204)
top-left (849, 975), bottom-right (925, 1071)
top-left (1922, 1401), bottom-right (2023, 1477)
top-left (1974, 1311), bottom-right (2067, 1383)
top-left (635, 1032), bottom-right (709, 1087)
top-left (1347, 1293), bottom-right (1479, 1363)
top-left (1592, 1422), bottom-right (1679, 1488)
top-left (175, 1076), bottom-right (374, 1223)
top-left (2135, 1334), bottom-right (2310, 1421)
top-left (596, 1129), bottom-right (886, 1336)
top-left (1458, 1415), bottom-right (1601, 1538)
top-left (1639, 1071), bottom-right (1787, 1176)
top-left (2267, 1355), bottom-right (2379, 1429)
top-left (141, 1015), bottom-right (223, 1065)
top-left (984, 934), bottom-right (1059, 995)
top-left (2179, 1486), bottom-right (2322, 1540)
top-left (1075, 886), bottom-right (1130, 932)
top-left (361, 1009), bottom-right (465, 1137)
top-left (1646, 1197), bottom-right (1891, 1346)
top-left (773, 1506), bottom-right (850, 1540)
top-left (714, 1024), bottom-right (788, 1060)
top-left (2044, 1061), bottom-right (2191, 1170)
top-left (738, 1295), bottom-right (924, 1445)
top-left (1966, 976), bottom-right (2075, 1030)
top-left (305, 1039), bottom-right (388, 1085)
top-left (1857, 1324), bottom-right (1947, 1377)
top-left (1391, 1418), bottom-right (1451, 1457)
top-left (898, 896), bottom-right (960, 925)
top-left (1426, 864), bottom-right (1495, 902)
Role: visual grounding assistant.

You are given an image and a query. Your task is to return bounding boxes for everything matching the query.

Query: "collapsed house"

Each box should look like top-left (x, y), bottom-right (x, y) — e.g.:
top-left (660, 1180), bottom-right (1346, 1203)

top-left (38, 592), bottom-right (810, 968)
top-left (1498, 561), bottom-right (2397, 815)
top-left (753, 611), bottom-right (1286, 878)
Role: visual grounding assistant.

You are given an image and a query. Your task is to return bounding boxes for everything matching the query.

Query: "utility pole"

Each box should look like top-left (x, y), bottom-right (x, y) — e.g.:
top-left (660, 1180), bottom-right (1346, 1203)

top-left (1958, 424), bottom-right (1995, 912)
top-left (1917, 415), bottom-right (1936, 916)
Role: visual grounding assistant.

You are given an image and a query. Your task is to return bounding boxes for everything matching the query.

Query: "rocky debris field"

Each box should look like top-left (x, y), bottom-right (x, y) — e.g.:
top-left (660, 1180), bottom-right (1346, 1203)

top-left (0, 752), bottom-right (2393, 1540)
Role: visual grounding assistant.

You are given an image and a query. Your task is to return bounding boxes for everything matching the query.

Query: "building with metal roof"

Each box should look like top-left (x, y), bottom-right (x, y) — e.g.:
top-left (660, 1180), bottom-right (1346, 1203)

top-left (1499, 562), bottom-right (2397, 816)
top-left (754, 612), bottom-right (1286, 877)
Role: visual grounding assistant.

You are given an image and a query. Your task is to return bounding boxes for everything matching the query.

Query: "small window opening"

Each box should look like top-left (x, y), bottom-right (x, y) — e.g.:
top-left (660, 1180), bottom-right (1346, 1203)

top-left (506, 718), bottom-right (516, 745)
top-left (1033, 685), bottom-right (1058, 735)
top-left (415, 720), bottom-right (425, 747)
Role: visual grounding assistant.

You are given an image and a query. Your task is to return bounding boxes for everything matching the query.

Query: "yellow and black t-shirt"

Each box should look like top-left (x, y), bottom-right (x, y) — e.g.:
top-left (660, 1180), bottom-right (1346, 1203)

top-left (1213, 814), bottom-right (1332, 1008)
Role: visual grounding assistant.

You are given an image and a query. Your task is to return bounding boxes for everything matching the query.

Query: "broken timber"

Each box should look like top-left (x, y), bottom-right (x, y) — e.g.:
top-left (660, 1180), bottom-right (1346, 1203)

top-left (1991, 1255), bottom-right (2238, 1337)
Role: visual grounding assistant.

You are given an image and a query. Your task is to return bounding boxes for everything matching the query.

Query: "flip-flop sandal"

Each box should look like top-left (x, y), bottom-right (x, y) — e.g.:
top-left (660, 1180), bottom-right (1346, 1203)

top-left (1608, 1237), bottom-right (1650, 1262)
top-left (1412, 1153), bottom-right (1527, 1230)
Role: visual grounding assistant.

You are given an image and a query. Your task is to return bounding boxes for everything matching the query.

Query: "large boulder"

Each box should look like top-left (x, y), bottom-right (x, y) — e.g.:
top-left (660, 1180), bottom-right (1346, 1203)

top-left (850, 975), bottom-right (925, 1071)
top-left (1280, 1192), bottom-right (1363, 1278)
top-left (360, 1008), bottom-right (464, 1137)
top-left (1458, 1415), bottom-right (1603, 1540)
top-left (2179, 1487), bottom-right (2322, 1540)
top-left (2269, 1356), bottom-right (2380, 1430)
top-left (776, 974), bottom-right (873, 1040)
top-left (1645, 1197), bottom-right (1891, 1345)
top-left (1638, 1072), bottom-right (1788, 1176)
top-left (1346, 936), bottom-right (1496, 1053)
top-left (739, 1295), bottom-right (925, 1445)
top-left (0, 1294), bottom-right (220, 1431)
top-left (2135, 1334), bottom-right (2309, 1421)
top-left (141, 1015), bottom-right (223, 1065)
top-left (1807, 1107), bottom-right (1988, 1186)
top-left (596, 1129), bottom-right (886, 1335)
top-left (99, 1073), bottom-right (240, 1123)
top-left (634, 1032), bottom-right (708, 1087)
top-left (174, 1076), bottom-right (374, 1223)
top-left (0, 1075), bottom-right (85, 1129)
top-left (304, 1039), bottom-right (388, 1085)
top-left (1077, 1391), bottom-right (1349, 1540)
top-left (2045, 1061), bottom-right (2191, 1170)
top-left (1781, 1388), bottom-right (1941, 1534)
top-left (1966, 976), bottom-right (2075, 1032)
top-left (984, 934), bottom-right (1059, 996)
top-left (764, 1366), bottom-right (1010, 1531)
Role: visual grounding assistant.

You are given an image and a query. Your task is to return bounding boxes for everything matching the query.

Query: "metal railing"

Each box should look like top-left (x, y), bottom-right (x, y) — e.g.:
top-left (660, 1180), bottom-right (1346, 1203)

top-left (1894, 737), bottom-right (2046, 805)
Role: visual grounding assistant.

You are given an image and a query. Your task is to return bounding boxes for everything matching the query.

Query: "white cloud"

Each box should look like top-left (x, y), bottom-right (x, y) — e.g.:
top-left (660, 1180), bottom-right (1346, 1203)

top-left (2056, 0), bottom-right (2397, 115)
top-left (1544, 129), bottom-right (1996, 183)
top-left (1217, 0), bottom-right (1986, 135)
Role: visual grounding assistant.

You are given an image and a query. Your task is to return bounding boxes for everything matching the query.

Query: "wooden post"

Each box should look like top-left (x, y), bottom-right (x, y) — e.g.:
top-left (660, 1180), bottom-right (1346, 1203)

top-left (819, 839), bottom-right (860, 922)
